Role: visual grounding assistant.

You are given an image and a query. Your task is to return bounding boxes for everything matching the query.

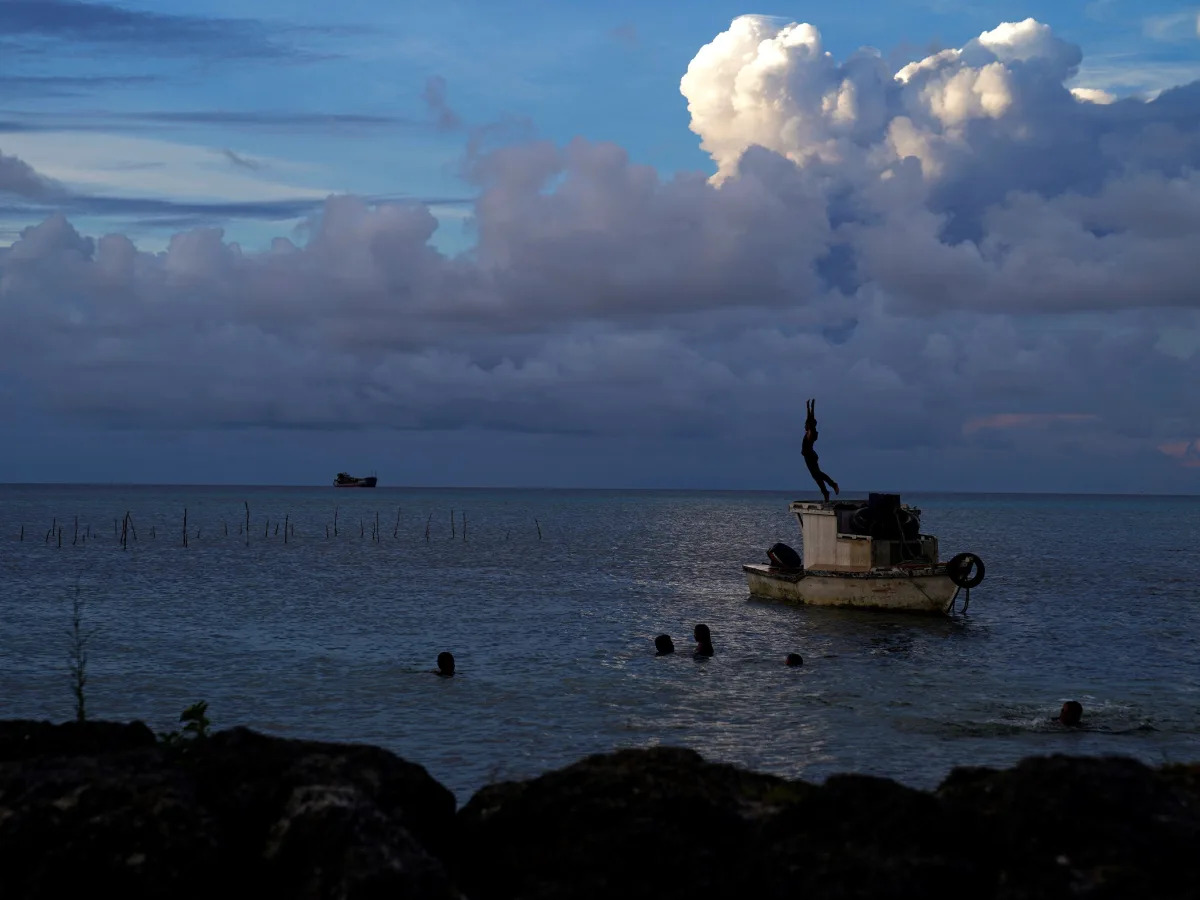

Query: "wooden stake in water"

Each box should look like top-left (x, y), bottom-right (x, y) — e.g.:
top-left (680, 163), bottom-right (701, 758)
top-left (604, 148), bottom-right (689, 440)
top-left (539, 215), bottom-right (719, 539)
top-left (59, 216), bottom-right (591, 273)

top-left (425, 512), bottom-right (432, 542)
top-left (284, 514), bottom-right (289, 545)
top-left (535, 518), bottom-right (542, 540)
top-left (394, 506), bottom-right (401, 539)
top-left (73, 515), bottom-right (78, 546)
top-left (69, 588), bottom-right (88, 723)
top-left (334, 505), bottom-right (339, 538)
top-left (244, 501), bottom-right (250, 547)
top-left (375, 510), bottom-right (380, 543)
top-left (182, 508), bottom-right (188, 548)
top-left (451, 509), bottom-right (455, 538)
top-left (463, 510), bottom-right (467, 542)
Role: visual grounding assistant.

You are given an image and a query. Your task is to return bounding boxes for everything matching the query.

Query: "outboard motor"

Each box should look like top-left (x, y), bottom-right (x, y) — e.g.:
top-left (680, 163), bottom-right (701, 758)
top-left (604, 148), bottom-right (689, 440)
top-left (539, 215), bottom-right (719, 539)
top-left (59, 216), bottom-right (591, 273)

top-left (767, 542), bottom-right (803, 571)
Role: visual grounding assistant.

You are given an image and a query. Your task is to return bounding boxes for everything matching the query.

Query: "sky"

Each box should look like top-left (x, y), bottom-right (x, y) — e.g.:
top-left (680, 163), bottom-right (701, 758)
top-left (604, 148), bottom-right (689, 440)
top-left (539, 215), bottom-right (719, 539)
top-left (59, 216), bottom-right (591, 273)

top-left (1, 0), bottom-right (1199, 492)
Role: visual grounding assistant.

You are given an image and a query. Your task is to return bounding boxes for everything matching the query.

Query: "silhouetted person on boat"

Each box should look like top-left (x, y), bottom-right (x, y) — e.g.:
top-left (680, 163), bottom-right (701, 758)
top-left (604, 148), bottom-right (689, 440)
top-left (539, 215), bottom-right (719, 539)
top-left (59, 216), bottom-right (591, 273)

top-left (434, 652), bottom-right (455, 677)
top-left (785, 653), bottom-right (803, 667)
top-left (693, 623), bottom-right (714, 658)
top-left (802, 398), bottom-right (839, 502)
top-left (654, 634), bottom-right (675, 656)
top-left (1058, 700), bottom-right (1083, 727)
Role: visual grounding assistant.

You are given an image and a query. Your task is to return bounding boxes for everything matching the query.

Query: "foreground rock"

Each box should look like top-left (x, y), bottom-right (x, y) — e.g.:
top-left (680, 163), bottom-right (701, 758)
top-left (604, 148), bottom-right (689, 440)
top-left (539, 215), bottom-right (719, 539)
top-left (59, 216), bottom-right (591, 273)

top-left (2, 721), bottom-right (1198, 899)
top-left (458, 748), bottom-right (1200, 899)
top-left (0, 721), bottom-right (459, 899)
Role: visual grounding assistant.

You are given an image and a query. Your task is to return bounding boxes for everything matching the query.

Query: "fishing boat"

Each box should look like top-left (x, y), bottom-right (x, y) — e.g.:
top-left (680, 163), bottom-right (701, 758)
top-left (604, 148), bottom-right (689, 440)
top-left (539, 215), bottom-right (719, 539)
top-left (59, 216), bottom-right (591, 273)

top-left (333, 472), bottom-right (378, 488)
top-left (743, 493), bottom-right (985, 614)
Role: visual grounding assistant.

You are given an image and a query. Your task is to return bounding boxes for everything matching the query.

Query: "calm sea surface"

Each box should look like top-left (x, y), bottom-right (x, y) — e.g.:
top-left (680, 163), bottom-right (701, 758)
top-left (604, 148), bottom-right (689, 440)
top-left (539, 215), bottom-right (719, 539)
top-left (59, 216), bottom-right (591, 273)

top-left (1, 485), bottom-right (1198, 802)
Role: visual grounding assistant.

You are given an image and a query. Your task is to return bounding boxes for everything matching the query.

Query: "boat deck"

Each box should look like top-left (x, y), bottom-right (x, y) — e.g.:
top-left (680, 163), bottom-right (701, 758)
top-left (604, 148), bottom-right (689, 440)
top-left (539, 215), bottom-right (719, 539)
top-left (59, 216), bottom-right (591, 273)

top-left (742, 563), bottom-right (946, 579)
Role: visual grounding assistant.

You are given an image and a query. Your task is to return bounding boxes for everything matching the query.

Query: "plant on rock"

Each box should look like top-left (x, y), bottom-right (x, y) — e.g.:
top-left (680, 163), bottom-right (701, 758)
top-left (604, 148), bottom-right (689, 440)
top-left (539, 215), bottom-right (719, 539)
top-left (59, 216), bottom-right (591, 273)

top-left (158, 701), bottom-right (211, 752)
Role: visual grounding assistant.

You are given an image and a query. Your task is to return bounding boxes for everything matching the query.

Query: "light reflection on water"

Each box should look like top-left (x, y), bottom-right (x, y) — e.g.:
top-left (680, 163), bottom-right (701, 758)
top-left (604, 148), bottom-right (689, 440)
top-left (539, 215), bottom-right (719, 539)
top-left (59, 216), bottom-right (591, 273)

top-left (1, 485), bottom-right (1198, 802)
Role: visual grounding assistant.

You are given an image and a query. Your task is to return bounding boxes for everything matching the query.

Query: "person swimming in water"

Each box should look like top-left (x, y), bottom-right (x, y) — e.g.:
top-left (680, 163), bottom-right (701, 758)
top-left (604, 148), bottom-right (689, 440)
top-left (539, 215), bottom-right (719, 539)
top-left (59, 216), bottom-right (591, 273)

top-left (434, 651), bottom-right (455, 677)
top-left (1058, 700), bottom-right (1083, 727)
top-left (693, 623), bottom-right (714, 658)
top-left (802, 398), bottom-right (839, 502)
top-left (785, 653), bottom-right (803, 667)
top-left (654, 634), bottom-right (675, 656)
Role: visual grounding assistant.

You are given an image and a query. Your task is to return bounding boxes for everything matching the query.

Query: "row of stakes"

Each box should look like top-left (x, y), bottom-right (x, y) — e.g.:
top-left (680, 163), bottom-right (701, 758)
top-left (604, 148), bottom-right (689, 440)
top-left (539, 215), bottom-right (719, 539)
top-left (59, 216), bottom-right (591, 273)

top-left (13, 505), bottom-right (544, 548)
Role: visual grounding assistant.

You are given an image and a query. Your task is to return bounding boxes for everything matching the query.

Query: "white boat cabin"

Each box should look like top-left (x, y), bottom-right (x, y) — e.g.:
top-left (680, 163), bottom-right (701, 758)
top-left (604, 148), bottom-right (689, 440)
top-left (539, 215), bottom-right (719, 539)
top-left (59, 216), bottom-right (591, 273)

top-left (791, 494), bottom-right (938, 573)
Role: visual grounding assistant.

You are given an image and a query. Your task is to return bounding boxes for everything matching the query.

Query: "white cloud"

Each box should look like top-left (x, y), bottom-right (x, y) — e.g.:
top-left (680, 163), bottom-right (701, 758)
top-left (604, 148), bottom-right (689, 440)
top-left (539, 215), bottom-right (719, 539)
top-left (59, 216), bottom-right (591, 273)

top-left (0, 132), bottom-right (330, 202)
top-left (1072, 57), bottom-right (1200, 99)
top-left (1143, 9), bottom-right (1200, 42)
top-left (1070, 86), bottom-right (1117, 104)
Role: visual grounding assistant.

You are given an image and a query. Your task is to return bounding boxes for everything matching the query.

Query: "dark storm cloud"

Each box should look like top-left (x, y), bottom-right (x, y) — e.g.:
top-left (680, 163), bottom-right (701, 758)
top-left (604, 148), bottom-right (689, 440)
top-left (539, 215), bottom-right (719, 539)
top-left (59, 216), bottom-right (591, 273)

top-left (1, 15), bottom-right (1199, 479)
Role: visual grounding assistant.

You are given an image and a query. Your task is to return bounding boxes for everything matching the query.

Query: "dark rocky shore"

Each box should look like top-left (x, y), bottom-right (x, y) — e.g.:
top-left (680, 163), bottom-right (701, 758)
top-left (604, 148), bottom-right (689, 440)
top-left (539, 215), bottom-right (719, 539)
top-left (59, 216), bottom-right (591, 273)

top-left (2, 720), bottom-right (1197, 899)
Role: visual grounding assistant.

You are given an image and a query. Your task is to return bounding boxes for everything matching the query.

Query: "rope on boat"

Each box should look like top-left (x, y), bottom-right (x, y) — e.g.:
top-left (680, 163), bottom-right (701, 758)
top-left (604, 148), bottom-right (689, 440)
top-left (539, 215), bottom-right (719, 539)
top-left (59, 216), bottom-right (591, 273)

top-left (944, 585), bottom-right (971, 615)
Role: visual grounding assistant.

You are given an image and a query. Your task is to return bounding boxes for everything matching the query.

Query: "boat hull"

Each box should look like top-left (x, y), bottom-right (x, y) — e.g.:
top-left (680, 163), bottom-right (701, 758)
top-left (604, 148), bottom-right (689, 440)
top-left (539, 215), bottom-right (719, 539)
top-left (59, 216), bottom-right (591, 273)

top-left (743, 564), bottom-right (959, 614)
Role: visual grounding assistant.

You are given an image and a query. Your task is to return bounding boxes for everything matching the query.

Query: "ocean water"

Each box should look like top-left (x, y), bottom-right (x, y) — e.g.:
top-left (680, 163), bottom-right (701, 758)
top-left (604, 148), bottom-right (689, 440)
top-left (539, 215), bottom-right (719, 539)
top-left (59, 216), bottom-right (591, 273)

top-left (1, 485), bottom-right (1197, 802)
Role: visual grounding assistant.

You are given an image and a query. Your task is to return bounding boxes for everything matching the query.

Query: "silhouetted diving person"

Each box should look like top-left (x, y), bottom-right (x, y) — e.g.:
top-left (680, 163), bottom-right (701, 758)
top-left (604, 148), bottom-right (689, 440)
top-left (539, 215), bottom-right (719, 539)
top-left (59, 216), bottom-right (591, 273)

top-left (802, 398), bottom-right (839, 502)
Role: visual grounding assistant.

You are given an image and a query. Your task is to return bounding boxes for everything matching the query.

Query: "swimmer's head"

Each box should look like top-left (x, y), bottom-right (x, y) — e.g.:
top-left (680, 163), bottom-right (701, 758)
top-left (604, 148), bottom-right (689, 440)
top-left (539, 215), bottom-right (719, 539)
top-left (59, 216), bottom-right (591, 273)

top-left (693, 623), bottom-right (711, 643)
top-left (436, 651), bottom-right (455, 676)
top-left (654, 634), bottom-right (675, 655)
top-left (1059, 700), bottom-right (1082, 727)
top-left (785, 653), bottom-right (803, 667)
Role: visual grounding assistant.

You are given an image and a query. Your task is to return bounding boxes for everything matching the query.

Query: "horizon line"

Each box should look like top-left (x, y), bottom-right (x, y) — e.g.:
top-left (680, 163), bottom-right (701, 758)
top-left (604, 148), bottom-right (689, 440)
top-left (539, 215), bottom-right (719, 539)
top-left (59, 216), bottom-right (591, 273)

top-left (1, 482), bottom-right (1197, 499)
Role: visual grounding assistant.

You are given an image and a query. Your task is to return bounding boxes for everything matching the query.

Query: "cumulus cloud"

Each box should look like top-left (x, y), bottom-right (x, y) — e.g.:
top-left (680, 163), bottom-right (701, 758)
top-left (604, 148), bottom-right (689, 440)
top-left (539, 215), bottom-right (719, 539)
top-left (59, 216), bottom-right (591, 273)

top-left (2, 15), bottom-right (1200, 484)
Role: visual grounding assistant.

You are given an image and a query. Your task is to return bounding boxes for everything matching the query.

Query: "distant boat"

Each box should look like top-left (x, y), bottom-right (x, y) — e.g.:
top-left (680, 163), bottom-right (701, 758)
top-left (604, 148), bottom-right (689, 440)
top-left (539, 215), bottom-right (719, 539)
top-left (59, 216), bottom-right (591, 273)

top-left (333, 472), bottom-right (378, 488)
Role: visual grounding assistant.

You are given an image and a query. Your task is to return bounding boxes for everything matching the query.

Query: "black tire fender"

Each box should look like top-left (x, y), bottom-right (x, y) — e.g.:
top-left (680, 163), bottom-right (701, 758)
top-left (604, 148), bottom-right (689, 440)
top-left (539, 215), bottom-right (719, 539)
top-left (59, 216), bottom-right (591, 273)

top-left (946, 552), bottom-right (985, 589)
